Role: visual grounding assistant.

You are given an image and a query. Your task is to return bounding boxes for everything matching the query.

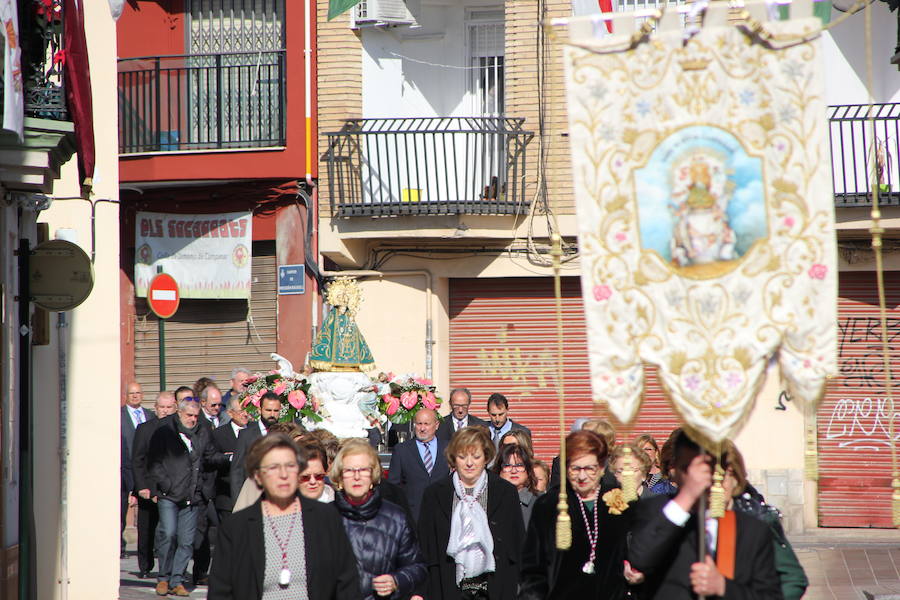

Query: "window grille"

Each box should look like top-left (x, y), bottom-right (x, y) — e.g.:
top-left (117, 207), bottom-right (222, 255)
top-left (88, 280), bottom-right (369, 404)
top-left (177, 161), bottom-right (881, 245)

top-left (184, 0), bottom-right (285, 147)
top-left (468, 9), bottom-right (505, 117)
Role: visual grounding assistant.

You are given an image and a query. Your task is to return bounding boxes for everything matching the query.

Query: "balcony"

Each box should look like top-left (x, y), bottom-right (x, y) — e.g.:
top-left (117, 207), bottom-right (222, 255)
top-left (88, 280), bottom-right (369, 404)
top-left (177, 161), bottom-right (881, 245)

top-left (829, 104), bottom-right (900, 208)
top-left (325, 117), bottom-right (533, 217)
top-left (117, 50), bottom-right (286, 155)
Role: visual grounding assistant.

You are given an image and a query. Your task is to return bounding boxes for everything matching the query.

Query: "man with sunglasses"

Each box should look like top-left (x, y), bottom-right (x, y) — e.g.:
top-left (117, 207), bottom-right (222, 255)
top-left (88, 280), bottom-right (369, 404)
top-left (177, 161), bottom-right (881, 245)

top-left (199, 384), bottom-right (230, 429)
top-left (211, 397), bottom-right (250, 523)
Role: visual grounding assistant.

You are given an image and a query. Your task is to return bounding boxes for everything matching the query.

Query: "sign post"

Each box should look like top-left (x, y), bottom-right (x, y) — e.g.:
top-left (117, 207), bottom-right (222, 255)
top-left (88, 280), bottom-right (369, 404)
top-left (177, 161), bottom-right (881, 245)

top-left (148, 270), bottom-right (180, 390)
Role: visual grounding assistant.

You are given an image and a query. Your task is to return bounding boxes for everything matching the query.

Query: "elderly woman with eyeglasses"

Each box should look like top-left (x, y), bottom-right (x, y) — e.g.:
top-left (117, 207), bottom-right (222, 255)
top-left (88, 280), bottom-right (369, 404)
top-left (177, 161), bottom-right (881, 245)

top-left (520, 430), bottom-right (638, 600)
top-left (417, 426), bottom-right (524, 600)
top-left (491, 443), bottom-right (541, 527)
top-left (209, 433), bottom-right (359, 600)
top-left (330, 438), bottom-right (427, 600)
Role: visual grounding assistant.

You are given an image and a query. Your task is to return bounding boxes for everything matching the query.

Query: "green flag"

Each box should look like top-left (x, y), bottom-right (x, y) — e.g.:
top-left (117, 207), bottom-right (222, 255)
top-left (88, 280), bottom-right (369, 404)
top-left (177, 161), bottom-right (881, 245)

top-left (778, 0), bottom-right (833, 24)
top-left (328, 0), bottom-right (362, 20)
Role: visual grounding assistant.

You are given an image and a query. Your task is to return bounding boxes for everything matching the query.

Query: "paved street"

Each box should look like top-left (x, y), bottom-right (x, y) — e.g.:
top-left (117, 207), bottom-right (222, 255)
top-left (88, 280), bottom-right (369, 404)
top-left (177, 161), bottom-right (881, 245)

top-left (795, 542), bottom-right (900, 600)
top-left (119, 542), bottom-right (208, 600)
top-left (120, 531), bottom-right (900, 599)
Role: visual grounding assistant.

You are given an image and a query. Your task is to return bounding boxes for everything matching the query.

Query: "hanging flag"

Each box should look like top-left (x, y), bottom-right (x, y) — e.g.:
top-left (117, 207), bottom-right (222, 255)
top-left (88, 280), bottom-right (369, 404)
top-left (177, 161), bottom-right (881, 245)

top-left (328, 0), bottom-right (362, 20)
top-left (572, 0), bottom-right (614, 32)
top-left (63, 0), bottom-right (95, 187)
top-left (564, 8), bottom-right (837, 443)
top-left (0, 0), bottom-right (23, 140)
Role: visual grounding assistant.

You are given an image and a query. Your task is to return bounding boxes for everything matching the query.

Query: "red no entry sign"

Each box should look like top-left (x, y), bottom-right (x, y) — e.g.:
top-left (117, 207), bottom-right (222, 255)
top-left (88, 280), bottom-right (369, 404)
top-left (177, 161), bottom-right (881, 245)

top-left (148, 273), bottom-right (180, 319)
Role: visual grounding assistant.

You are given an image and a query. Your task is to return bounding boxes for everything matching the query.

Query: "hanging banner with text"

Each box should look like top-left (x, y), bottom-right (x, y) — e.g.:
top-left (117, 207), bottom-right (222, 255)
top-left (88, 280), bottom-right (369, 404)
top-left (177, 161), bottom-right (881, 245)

top-left (135, 211), bottom-right (253, 299)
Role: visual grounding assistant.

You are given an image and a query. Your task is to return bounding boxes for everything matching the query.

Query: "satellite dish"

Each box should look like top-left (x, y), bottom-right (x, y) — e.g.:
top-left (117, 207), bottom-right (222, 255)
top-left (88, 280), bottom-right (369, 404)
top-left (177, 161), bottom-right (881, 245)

top-left (831, 0), bottom-right (871, 13)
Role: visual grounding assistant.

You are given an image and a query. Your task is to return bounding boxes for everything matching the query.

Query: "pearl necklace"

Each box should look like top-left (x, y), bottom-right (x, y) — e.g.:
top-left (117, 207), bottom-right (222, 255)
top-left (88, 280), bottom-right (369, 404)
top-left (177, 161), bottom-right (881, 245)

top-left (576, 488), bottom-right (600, 574)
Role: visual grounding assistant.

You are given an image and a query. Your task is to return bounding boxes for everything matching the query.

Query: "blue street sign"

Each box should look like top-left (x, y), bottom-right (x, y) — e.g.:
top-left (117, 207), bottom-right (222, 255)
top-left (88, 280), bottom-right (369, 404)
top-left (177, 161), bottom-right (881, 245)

top-left (278, 264), bottom-right (306, 295)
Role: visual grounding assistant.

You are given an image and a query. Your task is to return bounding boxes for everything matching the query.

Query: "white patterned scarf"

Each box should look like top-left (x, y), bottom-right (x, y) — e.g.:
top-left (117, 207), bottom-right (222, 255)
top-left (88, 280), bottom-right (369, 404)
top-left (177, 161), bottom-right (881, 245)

top-left (446, 471), bottom-right (495, 585)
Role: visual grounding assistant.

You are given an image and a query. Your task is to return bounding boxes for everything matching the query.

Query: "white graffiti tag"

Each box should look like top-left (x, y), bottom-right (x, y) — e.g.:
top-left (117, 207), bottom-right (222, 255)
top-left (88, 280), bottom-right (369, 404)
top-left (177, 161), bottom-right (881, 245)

top-left (825, 397), bottom-right (900, 451)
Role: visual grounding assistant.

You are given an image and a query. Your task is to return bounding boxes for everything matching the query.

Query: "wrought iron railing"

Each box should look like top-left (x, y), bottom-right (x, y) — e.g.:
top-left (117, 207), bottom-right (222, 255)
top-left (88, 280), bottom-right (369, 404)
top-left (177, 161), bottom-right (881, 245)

top-left (325, 117), bottom-right (533, 217)
top-left (117, 50), bottom-right (286, 154)
top-left (829, 103), bottom-right (900, 207)
top-left (13, 0), bottom-right (68, 120)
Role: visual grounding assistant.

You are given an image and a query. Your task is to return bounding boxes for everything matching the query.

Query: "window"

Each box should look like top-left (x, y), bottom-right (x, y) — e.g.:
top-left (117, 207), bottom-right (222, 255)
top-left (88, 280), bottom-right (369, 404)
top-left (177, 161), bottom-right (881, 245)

top-left (468, 9), bottom-right (505, 116)
top-left (184, 0), bottom-right (285, 148)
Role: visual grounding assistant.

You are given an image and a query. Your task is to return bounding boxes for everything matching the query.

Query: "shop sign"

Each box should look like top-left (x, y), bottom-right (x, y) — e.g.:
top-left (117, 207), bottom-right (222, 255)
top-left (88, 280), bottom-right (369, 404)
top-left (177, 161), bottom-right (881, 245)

top-left (135, 211), bottom-right (252, 299)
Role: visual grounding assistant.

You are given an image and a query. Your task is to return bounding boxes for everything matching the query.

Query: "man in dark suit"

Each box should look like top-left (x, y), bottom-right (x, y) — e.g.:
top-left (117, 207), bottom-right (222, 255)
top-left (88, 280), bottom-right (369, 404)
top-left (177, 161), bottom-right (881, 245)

top-left (228, 393), bottom-right (283, 507)
top-left (436, 387), bottom-right (489, 441)
top-left (211, 396), bottom-right (251, 523)
top-left (132, 391), bottom-right (177, 578)
top-left (120, 381), bottom-right (155, 558)
top-left (387, 408), bottom-right (449, 522)
top-left (628, 430), bottom-right (783, 600)
top-left (486, 392), bottom-right (531, 446)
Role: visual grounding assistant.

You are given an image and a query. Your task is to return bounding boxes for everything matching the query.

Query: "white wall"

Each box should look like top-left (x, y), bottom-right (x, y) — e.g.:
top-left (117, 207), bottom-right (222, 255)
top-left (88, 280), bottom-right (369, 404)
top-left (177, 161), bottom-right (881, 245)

top-left (31, 0), bottom-right (122, 597)
top-left (823, 3), bottom-right (900, 105)
top-left (362, 4), bottom-right (472, 118)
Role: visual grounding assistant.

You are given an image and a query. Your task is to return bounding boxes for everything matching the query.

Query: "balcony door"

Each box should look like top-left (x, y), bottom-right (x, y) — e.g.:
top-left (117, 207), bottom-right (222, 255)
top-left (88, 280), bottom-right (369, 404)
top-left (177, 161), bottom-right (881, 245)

top-left (185, 0), bottom-right (286, 149)
top-left (466, 8), bottom-right (506, 205)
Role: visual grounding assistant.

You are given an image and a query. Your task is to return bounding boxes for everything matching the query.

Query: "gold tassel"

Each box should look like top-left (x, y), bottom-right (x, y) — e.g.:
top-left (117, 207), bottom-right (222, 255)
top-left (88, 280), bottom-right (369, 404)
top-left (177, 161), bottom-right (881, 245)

top-left (555, 497), bottom-right (572, 550)
top-left (804, 425), bottom-right (819, 481)
top-left (621, 446), bottom-right (638, 502)
top-left (709, 464), bottom-right (726, 519)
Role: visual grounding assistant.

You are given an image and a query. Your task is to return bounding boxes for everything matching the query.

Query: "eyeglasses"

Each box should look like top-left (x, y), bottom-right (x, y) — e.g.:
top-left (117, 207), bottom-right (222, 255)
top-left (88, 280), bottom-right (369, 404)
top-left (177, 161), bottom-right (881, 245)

top-left (182, 396), bottom-right (200, 403)
top-left (501, 463), bottom-right (526, 472)
top-left (300, 473), bottom-right (326, 483)
top-left (341, 467), bottom-right (373, 478)
top-left (258, 462), bottom-right (300, 475)
top-left (567, 464), bottom-right (601, 477)
top-left (208, 402), bottom-right (222, 408)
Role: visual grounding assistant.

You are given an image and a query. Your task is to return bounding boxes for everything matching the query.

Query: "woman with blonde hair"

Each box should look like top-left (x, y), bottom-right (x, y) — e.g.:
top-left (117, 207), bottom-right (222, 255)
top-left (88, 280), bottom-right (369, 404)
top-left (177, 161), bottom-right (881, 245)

top-left (633, 434), bottom-right (663, 488)
top-left (498, 429), bottom-right (535, 459)
top-left (418, 427), bottom-right (524, 600)
top-left (331, 438), bottom-right (427, 600)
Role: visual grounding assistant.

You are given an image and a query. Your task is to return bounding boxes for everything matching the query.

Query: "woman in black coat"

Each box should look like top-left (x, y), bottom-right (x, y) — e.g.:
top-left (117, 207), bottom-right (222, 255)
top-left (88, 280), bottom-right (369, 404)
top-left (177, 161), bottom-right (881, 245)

top-left (209, 433), bottom-right (361, 600)
top-left (330, 438), bottom-right (427, 600)
top-left (417, 426), bottom-right (525, 600)
top-left (519, 430), bottom-right (638, 600)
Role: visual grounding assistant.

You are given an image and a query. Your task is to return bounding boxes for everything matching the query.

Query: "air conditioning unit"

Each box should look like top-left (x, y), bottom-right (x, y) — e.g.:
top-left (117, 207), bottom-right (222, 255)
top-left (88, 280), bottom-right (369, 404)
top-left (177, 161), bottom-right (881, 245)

top-left (353, 0), bottom-right (418, 26)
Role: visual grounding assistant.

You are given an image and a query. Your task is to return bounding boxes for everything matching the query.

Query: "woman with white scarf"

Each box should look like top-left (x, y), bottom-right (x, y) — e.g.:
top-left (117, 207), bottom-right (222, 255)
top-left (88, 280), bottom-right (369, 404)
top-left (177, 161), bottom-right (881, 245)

top-left (418, 426), bottom-right (525, 600)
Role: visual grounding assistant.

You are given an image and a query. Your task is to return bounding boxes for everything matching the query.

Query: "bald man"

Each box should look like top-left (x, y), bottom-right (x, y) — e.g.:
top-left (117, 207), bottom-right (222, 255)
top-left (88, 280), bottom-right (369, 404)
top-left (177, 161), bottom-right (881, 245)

top-left (121, 382), bottom-right (155, 559)
top-left (387, 408), bottom-right (450, 521)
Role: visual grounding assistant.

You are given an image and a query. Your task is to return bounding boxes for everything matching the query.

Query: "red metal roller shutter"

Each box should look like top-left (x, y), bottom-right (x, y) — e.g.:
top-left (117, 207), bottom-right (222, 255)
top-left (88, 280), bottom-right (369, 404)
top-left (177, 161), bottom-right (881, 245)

top-left (817, 271), bottom-right (900, 528)
top-left (448, 277), bottom-right (682, 463)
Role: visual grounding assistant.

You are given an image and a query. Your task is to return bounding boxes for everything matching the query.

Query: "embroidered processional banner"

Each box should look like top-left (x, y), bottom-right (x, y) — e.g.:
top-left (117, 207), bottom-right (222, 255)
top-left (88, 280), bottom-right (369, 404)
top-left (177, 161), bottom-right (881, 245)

top-left (565, 12), bottom-right (838, 442)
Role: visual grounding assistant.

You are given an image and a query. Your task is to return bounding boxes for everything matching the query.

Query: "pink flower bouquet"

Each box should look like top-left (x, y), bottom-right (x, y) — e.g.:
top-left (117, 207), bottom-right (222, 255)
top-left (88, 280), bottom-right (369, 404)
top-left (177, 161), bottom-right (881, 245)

top-left (374, 373), bottom-right (442, 425)
top-left (239, 372), bottom-right (321, 424)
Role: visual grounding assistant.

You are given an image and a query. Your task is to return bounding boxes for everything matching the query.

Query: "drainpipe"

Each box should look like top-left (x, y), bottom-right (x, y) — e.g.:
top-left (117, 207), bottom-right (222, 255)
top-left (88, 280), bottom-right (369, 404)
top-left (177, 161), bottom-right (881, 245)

top-left (321, 270), bottom-right (434, 380)
top-left (57, 312), bottom-right (69, 600)
top-left (304, 0), bottom-right (314, 188)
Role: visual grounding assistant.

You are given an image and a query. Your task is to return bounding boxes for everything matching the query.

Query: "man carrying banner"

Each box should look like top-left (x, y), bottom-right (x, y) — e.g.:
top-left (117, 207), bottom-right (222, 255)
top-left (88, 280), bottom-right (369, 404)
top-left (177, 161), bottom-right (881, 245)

top-left (628, 430), bottom-right (783, 600)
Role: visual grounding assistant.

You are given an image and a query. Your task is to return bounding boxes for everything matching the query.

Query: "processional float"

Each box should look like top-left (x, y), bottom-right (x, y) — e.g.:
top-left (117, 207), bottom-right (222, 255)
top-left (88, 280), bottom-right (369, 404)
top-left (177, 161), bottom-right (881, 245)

top-left (548, 0), bottom-right (900, 564)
